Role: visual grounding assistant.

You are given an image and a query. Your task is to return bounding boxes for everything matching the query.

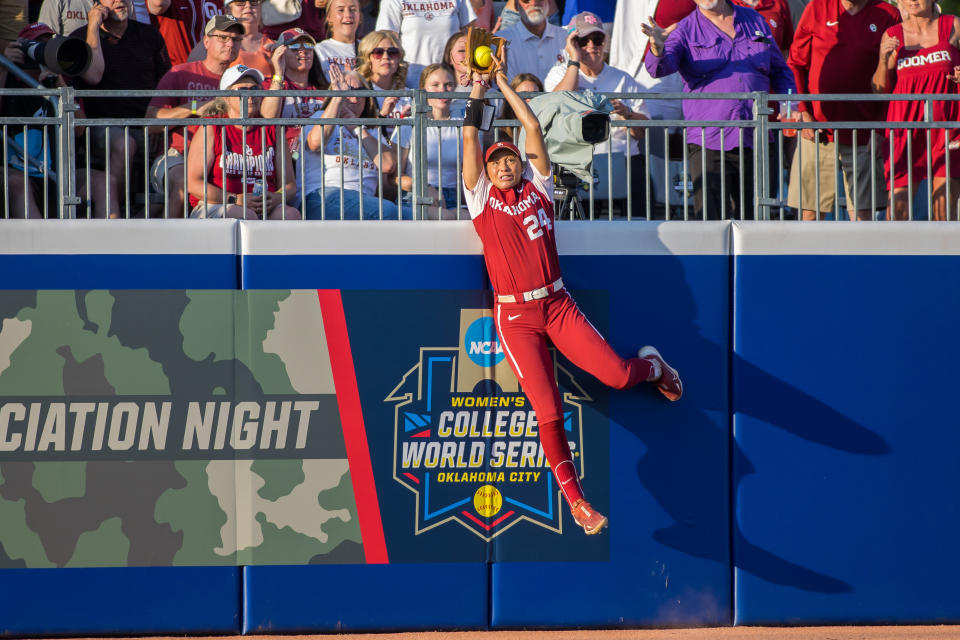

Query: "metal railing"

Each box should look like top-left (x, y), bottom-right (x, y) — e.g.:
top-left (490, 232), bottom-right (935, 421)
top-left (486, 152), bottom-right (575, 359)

top-left (2, 87), bottom-right (960, 221)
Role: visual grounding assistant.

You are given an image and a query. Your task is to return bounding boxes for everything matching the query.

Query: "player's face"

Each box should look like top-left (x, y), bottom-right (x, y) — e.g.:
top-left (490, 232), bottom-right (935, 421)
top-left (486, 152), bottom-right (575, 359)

top-left (486, 151), bottom-right (522, 190)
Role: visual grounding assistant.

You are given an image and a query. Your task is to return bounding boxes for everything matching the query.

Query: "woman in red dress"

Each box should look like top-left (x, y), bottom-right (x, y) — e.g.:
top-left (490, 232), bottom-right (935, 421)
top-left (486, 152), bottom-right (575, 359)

top-left (873, 0), bottom-right (960, 220)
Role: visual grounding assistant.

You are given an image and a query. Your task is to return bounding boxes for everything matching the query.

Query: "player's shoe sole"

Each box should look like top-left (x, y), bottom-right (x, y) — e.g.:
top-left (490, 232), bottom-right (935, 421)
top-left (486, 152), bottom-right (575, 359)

top-left (571, 498), bottom-right (608, 535)
top-left (638, 345), bottom-right (683, 401)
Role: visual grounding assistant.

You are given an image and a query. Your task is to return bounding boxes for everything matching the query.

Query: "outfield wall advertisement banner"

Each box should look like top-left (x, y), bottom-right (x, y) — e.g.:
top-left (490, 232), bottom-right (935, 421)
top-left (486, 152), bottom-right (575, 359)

top-left (0, 288), bottom-right (609, 568)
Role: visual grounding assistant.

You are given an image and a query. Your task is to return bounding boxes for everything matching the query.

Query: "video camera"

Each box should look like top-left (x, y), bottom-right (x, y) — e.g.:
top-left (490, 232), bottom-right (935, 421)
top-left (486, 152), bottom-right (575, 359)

top-left (20, 36), bottom-right (92, 76)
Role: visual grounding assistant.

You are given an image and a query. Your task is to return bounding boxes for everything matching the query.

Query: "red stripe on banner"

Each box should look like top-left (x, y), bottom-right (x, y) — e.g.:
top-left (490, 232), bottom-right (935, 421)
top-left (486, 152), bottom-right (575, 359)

top-left (462, 511), bottom-right (493, 531)
top-left (411, 429), bottom-right (431, 438)
top-left (317, 289), bottom-right (389, 564)
top-left (403, 472), bottom-right (420, 484)
top-left (491, 510), bottom-right (515, 527)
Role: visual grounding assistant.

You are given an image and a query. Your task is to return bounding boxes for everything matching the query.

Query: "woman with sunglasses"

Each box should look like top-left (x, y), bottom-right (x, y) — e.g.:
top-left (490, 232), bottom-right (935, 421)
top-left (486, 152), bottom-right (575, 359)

top-left (545, 11), bottom-right (651, 218)
top-left (261, 27), bottom-right (329, 176)
top-left (314, 0), bottom-right (360, 80)
top-left (187, 64), bottom-right (300, 219)
top-left (357, 30), bottom-right (410, 120)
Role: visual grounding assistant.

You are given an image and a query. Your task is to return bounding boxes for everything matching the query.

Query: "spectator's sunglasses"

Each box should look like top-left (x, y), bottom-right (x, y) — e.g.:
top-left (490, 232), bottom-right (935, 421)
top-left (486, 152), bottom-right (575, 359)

top-left (575, 32), bottom-right (605, 47)
top-left (370, 47), bottom-right (401, 59)
top-left (233, 0), bottom-right (263, 5)
top-left (285, 43), bottom-right (312, 51)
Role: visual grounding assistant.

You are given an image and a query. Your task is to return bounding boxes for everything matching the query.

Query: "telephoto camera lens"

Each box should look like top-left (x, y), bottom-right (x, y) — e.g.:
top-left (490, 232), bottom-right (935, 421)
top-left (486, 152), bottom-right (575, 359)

top-left (19, 36), bottom-right (92, 76)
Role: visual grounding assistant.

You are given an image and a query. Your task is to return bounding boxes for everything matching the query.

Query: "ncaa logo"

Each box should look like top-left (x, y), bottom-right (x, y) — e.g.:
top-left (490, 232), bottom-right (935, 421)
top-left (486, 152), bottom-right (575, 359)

top-left (464, 317), bottom-right (504, 367)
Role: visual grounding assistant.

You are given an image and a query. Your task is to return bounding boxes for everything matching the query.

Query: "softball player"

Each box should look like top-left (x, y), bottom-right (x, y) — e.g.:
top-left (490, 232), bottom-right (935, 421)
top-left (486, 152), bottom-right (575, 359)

top-left (461, 56), bottom-right (683, 536)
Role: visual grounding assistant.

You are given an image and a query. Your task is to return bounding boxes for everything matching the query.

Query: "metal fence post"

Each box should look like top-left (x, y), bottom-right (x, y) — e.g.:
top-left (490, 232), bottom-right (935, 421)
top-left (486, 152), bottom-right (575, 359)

top-left (753, 91), bottom-right (771, 220)
top-left (57, 85), bottom-right (80, 219)
top-left (412, 88), bottom-right (429, 221)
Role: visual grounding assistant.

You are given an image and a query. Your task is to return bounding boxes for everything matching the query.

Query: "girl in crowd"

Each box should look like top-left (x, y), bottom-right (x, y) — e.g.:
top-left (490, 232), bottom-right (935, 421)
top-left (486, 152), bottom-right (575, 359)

top-left (873, 0), bottom-right (960, 220)
top-left (186, 64), bottom-right (300, 219)
top-left (303, 69), bottom-right (406, 219)
top-left (497, 73), bottom-right (543, 143)
top-left (394, 63), bottom-right (462, 219)
top-left (261, 27), bottom-right (329, 167)
top-left (375, 0), bottom-right (478, 86)
top-left (357, 29), bottom-right (410, 121)
top-left (314, 0), bottom-right (360, 79)
top-left (442, 29), bottom-right (470, 88)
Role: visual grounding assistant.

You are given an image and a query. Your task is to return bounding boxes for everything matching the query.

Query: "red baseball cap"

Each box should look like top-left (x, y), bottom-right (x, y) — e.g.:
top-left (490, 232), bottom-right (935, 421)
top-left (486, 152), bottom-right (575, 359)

top-left (484, 141), bottom-right (521, 163)
top-left (18, 22), bottom-right (55, 40)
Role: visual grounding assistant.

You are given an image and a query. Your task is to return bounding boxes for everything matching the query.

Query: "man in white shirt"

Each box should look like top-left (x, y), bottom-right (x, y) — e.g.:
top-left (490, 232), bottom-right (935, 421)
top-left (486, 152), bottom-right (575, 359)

top-left (545, 11), bottom-right (650, 218)
top-left (495, 0), bottom-right (566, 82)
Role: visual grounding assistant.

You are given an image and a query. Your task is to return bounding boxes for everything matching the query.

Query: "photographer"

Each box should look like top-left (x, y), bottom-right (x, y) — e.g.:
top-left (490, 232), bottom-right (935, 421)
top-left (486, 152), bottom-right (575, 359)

top-left (0, 22), bottom-right (111, 217)
top-left (462, 45), bottom-right (683, 538)
top-left (545, 12), bottom-right (650, 218)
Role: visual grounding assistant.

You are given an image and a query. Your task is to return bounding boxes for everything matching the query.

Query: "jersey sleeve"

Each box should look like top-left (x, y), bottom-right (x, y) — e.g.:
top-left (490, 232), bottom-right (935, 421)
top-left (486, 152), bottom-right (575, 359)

top-left (526, 162), bottom-right (554, 202)
top-left (463, 168), bottom-right (491, 220)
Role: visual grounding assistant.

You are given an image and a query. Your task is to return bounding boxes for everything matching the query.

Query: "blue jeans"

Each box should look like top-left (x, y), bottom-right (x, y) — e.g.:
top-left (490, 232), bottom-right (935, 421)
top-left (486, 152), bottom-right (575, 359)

top-left (304, 188), bottom-right (410, 220)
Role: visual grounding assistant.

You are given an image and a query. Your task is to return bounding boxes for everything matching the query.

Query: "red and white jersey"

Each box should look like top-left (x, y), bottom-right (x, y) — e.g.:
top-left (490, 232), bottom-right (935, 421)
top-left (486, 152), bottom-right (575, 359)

top-left (152, 0), bottom-right (222, 67)
top-left (464, 163), bottom-right (561, 298)
top-left (189, 124), bottom-right (278, 207)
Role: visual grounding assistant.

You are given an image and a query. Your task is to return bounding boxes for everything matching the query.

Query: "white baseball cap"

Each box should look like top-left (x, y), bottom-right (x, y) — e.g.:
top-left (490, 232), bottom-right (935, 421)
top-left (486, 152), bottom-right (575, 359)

top-left (219, 64), bottom-right (264, 90)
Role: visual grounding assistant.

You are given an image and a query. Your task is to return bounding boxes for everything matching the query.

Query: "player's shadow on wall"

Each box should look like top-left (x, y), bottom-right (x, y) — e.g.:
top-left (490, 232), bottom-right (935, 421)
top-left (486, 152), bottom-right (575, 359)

top-left (567, 242), bottom-right (887, 596)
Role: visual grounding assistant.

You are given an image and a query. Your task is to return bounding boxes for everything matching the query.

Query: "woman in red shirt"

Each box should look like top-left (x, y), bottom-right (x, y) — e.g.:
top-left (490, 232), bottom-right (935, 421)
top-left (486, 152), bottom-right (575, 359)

top-left (186, 64), bottom-right (300, 219)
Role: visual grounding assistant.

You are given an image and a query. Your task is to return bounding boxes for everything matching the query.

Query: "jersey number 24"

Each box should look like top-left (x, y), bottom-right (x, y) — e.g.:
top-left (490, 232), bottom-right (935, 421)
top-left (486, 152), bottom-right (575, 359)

top-left (523, 207), bottom-right (553, 240)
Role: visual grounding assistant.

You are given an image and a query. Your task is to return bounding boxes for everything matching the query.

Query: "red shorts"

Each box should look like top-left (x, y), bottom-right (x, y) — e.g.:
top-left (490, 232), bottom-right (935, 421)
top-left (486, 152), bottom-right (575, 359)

top-left (494, 289), bottom-right (650, 424)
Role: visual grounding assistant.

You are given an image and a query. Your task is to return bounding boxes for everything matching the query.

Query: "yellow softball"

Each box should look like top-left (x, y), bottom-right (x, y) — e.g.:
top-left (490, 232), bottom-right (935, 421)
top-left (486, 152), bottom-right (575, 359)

top-left (474, 45), bottom-right (493, 68)
top-left (473, 484), bottom-right (503, 517)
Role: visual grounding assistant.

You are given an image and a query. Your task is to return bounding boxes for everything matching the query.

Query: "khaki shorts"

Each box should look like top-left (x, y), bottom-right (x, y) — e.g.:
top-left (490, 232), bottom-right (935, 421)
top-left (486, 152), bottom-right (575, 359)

top-left (788, 135), bottom-right (887, 213)
top-left (149, 148), bottom-right (185, 194)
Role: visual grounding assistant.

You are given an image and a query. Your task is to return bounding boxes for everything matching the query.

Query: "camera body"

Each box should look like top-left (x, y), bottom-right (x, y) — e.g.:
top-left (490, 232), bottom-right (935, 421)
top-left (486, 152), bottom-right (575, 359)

top-left (19, 36), bottom-right (92, 76)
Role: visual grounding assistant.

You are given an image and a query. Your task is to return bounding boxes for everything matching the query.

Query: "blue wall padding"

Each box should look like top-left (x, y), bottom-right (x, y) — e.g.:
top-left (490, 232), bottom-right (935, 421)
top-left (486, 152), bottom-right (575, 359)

top-left (0, 255), bottom-right (239, 289)
top-left (0, 567), bottom-right (241, 635)
top-left (491, 252), bottom-right (732, 628)
top-left (734, 238), bottom-right (960, 623)
top-left (243, 564), bottom-right (488, 632)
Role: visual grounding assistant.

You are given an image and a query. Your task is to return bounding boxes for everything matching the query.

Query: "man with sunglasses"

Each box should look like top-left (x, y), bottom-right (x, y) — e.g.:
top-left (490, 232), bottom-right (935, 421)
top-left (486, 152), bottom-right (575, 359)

top-left (545, 11), bottom-right (651, 218)
top-left (495, 0), bottom-right (566, 81)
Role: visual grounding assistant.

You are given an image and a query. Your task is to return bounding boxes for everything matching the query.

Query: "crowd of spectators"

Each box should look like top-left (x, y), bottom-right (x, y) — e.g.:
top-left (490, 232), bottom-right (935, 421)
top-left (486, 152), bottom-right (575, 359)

top-left (2, 0), bottom-right (960, 220)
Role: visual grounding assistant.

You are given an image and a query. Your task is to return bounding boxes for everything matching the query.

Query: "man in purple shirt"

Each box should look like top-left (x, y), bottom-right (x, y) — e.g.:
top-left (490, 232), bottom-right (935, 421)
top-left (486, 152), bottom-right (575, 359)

top-left (643, 0), bottom-right (795, 219)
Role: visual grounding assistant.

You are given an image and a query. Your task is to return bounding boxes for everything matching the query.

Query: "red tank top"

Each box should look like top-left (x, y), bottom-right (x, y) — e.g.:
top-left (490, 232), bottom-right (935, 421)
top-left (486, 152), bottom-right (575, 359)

top-left (467, 166), bottom-right (562, 298)
top-left (190, 124), bottom-right (278, 207)
top-left (887, 16), bottom-right (960, 122)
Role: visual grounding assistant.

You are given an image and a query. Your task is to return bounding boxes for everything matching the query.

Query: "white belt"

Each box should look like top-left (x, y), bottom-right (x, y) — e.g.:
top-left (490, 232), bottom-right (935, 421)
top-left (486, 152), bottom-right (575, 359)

top-left (496, 278), bottom-right (564, 304)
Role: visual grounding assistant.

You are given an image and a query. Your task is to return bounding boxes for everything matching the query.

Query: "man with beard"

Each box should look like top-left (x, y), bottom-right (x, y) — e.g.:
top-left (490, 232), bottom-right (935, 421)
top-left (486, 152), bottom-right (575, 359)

top-left (643, 0), bottom-right (795, 220)
top-left (71, 0), bottom-right (170, 216)
top-left (495, 0), bottom-right (566, 82)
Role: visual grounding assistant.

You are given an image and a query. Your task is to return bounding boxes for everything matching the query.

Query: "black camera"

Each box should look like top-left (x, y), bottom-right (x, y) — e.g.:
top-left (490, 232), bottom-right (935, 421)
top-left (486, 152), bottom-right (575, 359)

top-left (19, 36), bottom-right (92, 76)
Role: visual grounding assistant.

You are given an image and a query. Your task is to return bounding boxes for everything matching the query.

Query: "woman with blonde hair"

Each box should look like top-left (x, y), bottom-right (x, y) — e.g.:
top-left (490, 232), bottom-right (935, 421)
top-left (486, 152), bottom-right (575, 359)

top-left (357, 29), bottom-right (410, 119)
top-left (314, 0), bottom-right (361, 79)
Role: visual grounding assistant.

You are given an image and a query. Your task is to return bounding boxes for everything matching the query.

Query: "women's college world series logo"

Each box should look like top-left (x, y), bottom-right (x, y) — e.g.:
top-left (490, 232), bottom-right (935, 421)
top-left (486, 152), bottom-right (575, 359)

top-left (385, 308), bottom-right (592, 540)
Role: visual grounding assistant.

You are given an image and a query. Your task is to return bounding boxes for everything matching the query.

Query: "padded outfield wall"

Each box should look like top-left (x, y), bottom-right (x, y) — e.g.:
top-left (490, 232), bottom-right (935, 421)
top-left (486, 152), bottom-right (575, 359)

top-left (0, 220), bottom-right (953, 633)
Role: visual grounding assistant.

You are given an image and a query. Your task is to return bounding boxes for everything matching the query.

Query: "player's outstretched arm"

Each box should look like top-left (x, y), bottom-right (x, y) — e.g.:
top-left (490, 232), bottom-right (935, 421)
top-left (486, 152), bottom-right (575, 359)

top-left (494, 70), bottom-right (550, 176)
top-left (462, 70), bottom-right (489, 191)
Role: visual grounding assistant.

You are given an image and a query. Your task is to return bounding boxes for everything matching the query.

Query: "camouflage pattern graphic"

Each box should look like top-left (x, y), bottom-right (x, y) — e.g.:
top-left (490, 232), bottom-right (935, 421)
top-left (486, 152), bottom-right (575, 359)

top-left (0, 290), bottom-right (363, 568)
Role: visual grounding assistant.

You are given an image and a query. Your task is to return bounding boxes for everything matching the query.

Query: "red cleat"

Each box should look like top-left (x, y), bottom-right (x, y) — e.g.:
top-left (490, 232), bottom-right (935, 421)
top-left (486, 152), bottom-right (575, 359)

top-left (638, 345), bottom-right (683, 401)
top-left (571, 499), bottom-right (608, 535)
